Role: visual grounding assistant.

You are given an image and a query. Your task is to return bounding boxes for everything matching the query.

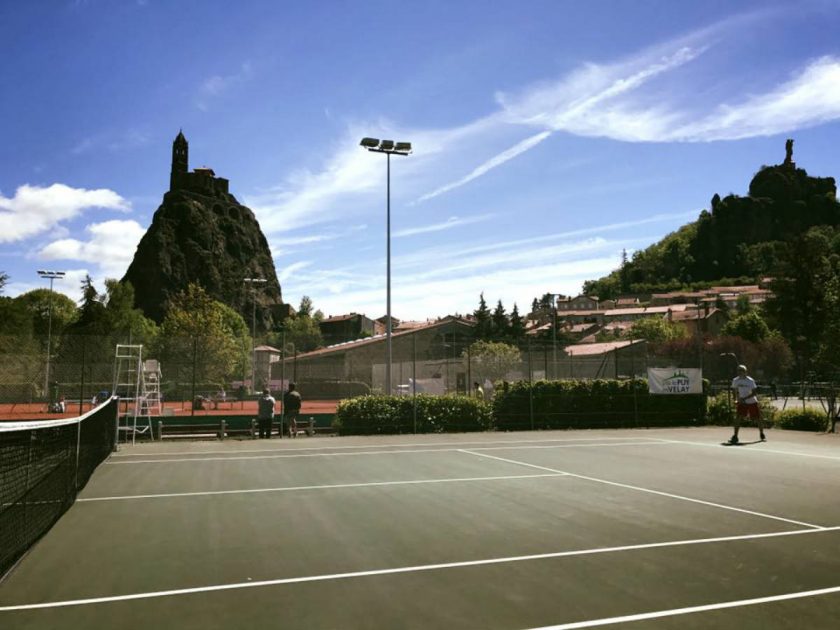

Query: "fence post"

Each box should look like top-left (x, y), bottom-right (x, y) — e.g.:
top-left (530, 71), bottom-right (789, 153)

top-left (528, 339), bottom-right (534, 431)
top-left (191, 338), bottom-right (197, 417)
top-left (412, 333), bottom-right (417, 434)
top-left (78, 337), bottom-right (86, 417)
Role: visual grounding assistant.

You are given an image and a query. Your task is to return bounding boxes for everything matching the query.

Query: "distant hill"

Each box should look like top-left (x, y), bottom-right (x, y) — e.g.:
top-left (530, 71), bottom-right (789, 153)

top-left (583, 144), bottom-right (840, 298)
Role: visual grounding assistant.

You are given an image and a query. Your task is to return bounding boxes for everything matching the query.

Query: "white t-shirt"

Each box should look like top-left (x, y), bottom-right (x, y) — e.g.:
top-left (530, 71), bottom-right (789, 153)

top-left (732, 375), bottom-right (758, 405)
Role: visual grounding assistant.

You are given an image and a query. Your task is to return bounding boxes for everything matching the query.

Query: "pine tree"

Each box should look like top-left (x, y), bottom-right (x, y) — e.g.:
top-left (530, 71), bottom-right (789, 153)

top-left (474, 293), bottom-right (492, 339)
top-left (491, 300), bottom-right (508, 340)
top-left (509, 303), bottom-right (525, 341)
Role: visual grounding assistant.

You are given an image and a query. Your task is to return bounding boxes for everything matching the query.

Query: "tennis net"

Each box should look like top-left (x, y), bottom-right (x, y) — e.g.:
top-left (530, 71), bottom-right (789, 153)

top-left (0, 397), bottom-right (117, 578)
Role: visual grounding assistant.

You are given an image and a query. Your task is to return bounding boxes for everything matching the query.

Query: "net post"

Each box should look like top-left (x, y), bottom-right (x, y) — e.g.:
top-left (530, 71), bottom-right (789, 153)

top-left (75, 412), bottom-right (82, 489)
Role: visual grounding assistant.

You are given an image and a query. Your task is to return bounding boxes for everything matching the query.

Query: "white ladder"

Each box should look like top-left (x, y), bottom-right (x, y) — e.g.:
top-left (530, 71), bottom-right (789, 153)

top-left (113, 344), bottom-right (155, 444)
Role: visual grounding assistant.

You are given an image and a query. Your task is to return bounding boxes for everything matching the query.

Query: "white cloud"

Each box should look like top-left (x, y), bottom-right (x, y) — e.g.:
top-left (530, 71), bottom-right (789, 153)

top-left (37, 219), bottom-right (146, 278)
top-left (393, 214), bottom-right (494, 238)
top-left (278, 260), bottom-right (312, 283)
top-left (0, 184), bottom-right (130, 243)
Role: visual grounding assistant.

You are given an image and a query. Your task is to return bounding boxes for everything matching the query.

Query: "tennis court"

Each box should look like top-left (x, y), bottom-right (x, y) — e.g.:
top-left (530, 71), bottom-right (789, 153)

top-left (2, 426), bottom-right (839, 629)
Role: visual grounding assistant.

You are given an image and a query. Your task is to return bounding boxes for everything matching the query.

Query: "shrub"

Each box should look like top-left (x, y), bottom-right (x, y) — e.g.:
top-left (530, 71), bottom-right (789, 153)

top-left (775, 408), bottom-right (828, 432)
top-left (335, 394), bottom-right (492, 435)
top-left (492, 379), bottom-right (706, 430)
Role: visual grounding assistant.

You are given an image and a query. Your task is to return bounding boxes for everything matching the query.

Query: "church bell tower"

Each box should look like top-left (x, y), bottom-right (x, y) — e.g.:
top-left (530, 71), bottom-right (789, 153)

top-left (170, 130), bottom-right (189, 191)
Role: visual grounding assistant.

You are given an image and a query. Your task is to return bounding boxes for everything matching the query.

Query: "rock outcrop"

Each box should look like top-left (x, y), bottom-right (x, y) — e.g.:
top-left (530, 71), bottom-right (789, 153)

top-left (122, 132), bottom-right (285, 329)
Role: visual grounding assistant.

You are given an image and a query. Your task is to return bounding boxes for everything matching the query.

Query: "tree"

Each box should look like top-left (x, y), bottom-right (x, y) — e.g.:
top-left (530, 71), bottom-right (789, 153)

top-left (509, 303), bottom-right (525, 341)
top-left (629, 316), bottom-right (687, 343)
top-left (298, 296), bottom-right (314, 318)
top-left (275, 313), bottom-right (323, 353)
top-left (815, 272), bottom-right (840, 378)
top-left (0, 271), bottom-right (8, 293)
top-left (491, 300), bottom-right (508, 340)
top-left (103, 280), bottom-right (158, 344)
top-left (464, 340), bottom-right (522, 383)
top-left (155, 284), bottom-right (246, 388)
top-left (473, 293), bottom-right (492, 339)
top-left (14, 288), bottom-right (77, 338)
top-left (720, 310), bottom-right (772, 343)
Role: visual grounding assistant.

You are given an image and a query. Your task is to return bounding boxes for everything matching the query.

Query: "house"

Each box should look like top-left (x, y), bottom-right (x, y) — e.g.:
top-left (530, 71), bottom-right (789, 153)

top-left (278, 316), bottom-right (477, 396)
top-left (319, 313), bottom-right (376, 346)
top-left (560, 339), bottom-right (647, 378)
top-left (557, 295), bottom-right (600, 311)
top-left (615, 296), bottom-right (641, 308)
top-left (669, 307), bottom-right (727, 337)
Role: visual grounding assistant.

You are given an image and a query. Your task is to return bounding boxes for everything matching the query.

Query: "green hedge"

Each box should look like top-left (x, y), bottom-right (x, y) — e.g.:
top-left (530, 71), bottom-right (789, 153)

top-left (492, 379), bottom-right (706, 430)
top-left (774, 408), bottom-right (828, 432)
top-left (335, 394), bottom-right (492, 435)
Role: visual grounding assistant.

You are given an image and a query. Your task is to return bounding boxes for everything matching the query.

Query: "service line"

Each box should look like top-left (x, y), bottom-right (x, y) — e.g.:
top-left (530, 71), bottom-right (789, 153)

top-left (2, 526), bottom-right (838, 612)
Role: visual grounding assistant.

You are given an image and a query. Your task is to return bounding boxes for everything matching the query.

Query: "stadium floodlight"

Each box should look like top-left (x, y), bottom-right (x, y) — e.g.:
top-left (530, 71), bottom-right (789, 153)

top-left (37, 270), bottom-right (66, 404)
top-left (244, 278), bottom-right (267, 393)
top-left (360, 136), bottom-right (413, 395)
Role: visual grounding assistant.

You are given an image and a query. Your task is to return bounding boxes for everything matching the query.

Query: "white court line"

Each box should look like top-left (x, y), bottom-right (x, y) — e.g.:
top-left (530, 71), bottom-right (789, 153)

top-left (654, 438), bottom-right (840, 462)
top-left (2, 526), bottom-right (838, 612)
top-left (77, 473), bottom-right (568, 502)
top-left (105, 441), bottom-right (666, 465)
top-left (110, 436), bottom-right (654, 458)
top-left (525, 585), bottom-right (840, 629)
top-left (460, 450), bottom-right (826, 530)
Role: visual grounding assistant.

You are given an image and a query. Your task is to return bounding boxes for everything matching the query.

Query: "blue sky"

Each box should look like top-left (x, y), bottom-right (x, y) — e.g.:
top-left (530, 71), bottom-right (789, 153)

top-left (2, 0), bottom-right (840, 320)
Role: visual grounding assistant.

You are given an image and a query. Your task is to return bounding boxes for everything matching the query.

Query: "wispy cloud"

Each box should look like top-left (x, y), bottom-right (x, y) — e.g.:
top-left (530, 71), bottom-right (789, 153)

top-left (393, 214), bottom-right (493, 238)
top-left (277, 261), bottom-right (312, 283)
top-left (71, 129), bottom-right (151, 155)
top-left (0, 184), bottom-right (130, 243)
top-left (196, 62), bottom-right (254, 111)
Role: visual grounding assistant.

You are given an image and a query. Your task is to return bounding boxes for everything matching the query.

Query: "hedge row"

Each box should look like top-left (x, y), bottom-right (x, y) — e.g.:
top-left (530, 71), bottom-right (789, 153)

top-left (492, 379), bottom-right (706, 430)
top-left (335, 394), bottom-right (492, 435)
top-left (775, 408), bottom-right (829, 432)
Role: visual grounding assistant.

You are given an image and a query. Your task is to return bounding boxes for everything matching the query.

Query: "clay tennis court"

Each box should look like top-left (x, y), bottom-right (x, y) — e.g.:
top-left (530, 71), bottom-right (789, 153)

top-left (1, 427), bottom-right (839, 629)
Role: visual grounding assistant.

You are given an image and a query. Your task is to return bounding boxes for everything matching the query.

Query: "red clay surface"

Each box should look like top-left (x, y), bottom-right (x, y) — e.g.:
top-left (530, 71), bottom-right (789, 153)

top-left (0, 400), bottom-right (338, 422)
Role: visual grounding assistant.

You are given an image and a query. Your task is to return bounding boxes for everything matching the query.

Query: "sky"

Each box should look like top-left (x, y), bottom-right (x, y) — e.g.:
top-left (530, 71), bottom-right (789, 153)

top-left (2, 0), bottom-right (840, 321)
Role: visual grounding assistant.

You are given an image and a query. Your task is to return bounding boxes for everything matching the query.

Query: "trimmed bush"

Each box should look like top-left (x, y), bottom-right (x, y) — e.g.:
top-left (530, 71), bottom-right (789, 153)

top-left (335, 394), bottom-right (492, 435)
top-left (492, 379), bottom-right (706, 430)
top-left (775, 408), bottom-right (828, 432)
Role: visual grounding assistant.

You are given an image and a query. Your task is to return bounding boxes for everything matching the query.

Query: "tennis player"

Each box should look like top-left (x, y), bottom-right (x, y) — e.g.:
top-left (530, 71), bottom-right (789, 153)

top-left (728, 364), bottom-right (766, 445)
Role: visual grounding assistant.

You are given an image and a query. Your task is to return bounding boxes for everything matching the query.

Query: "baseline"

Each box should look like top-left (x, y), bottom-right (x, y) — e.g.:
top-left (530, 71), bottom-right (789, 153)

top-left (105, 441), bottom-right (667, 465)
top-left (2, 526), bottom-right (837, 612)
top-left (459, 450), bottom-right (825, 529)
top-left (77, 473), bottom-right (568, 502)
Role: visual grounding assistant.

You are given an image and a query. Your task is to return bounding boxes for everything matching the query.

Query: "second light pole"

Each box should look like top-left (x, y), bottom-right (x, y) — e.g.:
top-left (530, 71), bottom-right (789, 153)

top-left (360, 137), bottom-right (412, 395)
top-left (244, 277), bottom-right (267, 392)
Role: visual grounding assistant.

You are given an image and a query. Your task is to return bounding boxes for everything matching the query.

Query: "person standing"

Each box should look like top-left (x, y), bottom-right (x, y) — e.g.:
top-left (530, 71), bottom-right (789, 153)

top-left (257, 388), bottom-right (276, 439)
top-left (473, 381), bottom-right (484, 400)
top-left (284, 382), bottom-right (302, 438)
top-left (728, 364), bottom-right (766, 445)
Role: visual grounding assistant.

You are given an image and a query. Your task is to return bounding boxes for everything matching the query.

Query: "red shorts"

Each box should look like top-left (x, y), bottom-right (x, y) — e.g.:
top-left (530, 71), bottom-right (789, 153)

top-left (736, 402), bottom-right (760, 419)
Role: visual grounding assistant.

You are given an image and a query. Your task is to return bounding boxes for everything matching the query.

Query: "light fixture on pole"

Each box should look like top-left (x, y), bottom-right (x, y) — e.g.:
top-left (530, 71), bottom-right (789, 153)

top-left (37, 270), bottom-right (66, 402)
top-left (548, 293), bottom-right (563, 381)
top-left (243, 277), bottom-right (267, 392)
top-left (360, 137), bottom-right (412, 395)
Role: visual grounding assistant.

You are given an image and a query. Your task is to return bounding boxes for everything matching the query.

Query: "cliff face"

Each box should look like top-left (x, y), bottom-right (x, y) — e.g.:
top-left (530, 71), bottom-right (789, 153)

top-left (122, 188), bottom-right (284, 329)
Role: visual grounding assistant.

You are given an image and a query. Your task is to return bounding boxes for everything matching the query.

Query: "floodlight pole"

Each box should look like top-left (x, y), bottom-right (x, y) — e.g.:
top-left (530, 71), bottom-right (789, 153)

top-left (37, 270), bottom-right (65, 402)
top-left (360, 138), bottom-right (412, 395)
top-left (549, 293), bottom-right (562, 381)
top-left (244, 278), bottom-right (267, 393)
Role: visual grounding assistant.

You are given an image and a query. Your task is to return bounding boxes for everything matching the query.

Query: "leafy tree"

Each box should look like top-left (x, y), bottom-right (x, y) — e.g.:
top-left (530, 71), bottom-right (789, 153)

top-left (720, 310), bottom-right (772, 343)
top-left (0, 271), bottom-right (8, 293)
top-left (269, 296), bottom-right (324, 353)
top-left (155, 284), bottom-right (246, 387)
top-left (298, 295), bottom-right (314, 318)
top-left (473, 293), bottom-right (492, 339)
top-left (509, 303), bottom-right (525, 341)
top-left (491, 300), bottom-right (508, 340)
top-left (103, 280), bottom-right (158, 344)
top-left (815, 273), bottom-right (840, 378)
top-left (464, 340), bottom-right (522, 383)
top-left (629, 316), bottom-right (687, 343)
top-left (14, 288), bottom-right (77, 338)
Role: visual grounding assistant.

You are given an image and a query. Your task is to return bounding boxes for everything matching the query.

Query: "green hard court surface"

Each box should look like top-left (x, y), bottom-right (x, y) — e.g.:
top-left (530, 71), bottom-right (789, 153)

top-left (1, 427), bottom-right (840, 629)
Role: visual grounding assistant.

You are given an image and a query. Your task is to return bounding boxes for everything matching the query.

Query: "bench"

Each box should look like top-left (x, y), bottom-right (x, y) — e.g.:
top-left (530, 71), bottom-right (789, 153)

top-left (288, 417), bottom-right (337, 437)
top-left (157, 419), bottom-right (257, 440)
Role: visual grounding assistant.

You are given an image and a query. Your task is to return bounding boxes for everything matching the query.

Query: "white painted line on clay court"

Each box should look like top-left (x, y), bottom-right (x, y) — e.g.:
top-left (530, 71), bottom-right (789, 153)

top-left (460, 450), bottom-right (826, 529)
top-left (78, 473), bottom-right (568, 502)
top-left (2, 526), bottom-right (838, 611)
top-left (654, 438), bottom-right (840, 461)
top-left (524, 584), bottom-right (840, 629)
top-left (109, 436), bottom-right (655, 458)
top-left (105, 441), bottom-right (666, 464)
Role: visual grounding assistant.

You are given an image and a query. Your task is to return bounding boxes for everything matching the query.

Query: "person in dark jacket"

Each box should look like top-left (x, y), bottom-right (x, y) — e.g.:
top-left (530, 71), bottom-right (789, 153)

top-left (284, 383), bottom-right (302, 437)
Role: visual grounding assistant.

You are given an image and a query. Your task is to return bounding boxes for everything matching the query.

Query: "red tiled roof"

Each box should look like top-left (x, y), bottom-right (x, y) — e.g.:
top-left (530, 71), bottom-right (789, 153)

top-left (564, 339), bottom-right (644, 356)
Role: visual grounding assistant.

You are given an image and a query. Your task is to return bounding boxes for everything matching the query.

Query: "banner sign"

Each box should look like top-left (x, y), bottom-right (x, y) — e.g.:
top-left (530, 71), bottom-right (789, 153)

top-left (647, 368), bottom-right (703, 394)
